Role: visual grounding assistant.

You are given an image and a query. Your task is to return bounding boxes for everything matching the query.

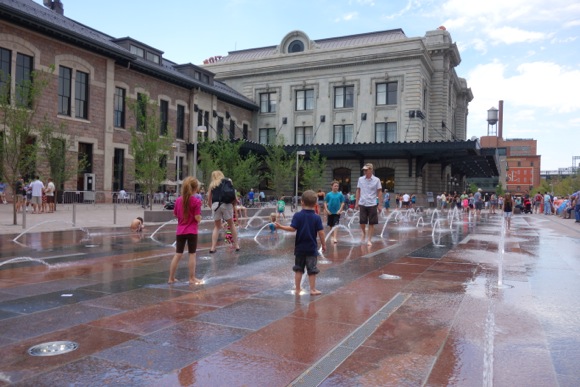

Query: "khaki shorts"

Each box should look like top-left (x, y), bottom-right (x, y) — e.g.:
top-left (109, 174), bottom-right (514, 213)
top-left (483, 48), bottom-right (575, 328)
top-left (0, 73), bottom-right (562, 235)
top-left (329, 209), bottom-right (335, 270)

top-left (212, 202), bottom-right (234, 221)
top-left (31, 196), bottom-right (41, 205)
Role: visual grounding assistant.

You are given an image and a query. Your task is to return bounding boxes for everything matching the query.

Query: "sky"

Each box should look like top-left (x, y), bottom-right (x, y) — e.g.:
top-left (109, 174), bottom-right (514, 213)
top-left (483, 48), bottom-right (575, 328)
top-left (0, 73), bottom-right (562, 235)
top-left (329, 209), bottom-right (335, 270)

top-left (33, 0), bottom-right (580, 171)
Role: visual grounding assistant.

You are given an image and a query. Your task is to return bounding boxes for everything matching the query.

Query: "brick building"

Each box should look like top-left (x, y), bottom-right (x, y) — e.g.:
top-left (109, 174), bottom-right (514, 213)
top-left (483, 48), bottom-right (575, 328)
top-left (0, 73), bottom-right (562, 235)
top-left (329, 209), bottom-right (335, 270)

top-left (0, 0), bottom-right (257, 197)
top-left (480, 136), bottom-right (541, 195)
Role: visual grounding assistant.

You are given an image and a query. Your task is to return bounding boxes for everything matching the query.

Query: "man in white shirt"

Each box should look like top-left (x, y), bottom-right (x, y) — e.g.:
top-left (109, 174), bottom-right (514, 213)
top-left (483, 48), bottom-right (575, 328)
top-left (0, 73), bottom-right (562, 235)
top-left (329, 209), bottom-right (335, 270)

top-left (355, 163), bottom-right (383, 246)
top-left (402, 193), bottom-right (410, 208)
top-left (45, 177), bottom-right (56, 212)
top-left (439, 192), bottom-right (447, 210)
top-left (29, 175), bottom-right (45, 214)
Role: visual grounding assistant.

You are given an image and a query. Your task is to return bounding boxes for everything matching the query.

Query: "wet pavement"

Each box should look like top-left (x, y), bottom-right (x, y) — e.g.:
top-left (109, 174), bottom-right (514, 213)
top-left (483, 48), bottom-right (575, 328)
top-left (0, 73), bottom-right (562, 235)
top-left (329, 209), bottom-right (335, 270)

top-left (0, 203), bottom-right (579, 386)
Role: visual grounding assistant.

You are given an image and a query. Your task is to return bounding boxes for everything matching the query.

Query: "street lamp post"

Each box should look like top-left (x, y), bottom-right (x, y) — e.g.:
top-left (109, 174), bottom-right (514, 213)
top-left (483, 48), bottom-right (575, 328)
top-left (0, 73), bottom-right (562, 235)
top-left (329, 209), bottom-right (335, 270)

top-left (192, 125), bottom-right (207, 179)
top-left (295, 150), bottom-right (305, 209)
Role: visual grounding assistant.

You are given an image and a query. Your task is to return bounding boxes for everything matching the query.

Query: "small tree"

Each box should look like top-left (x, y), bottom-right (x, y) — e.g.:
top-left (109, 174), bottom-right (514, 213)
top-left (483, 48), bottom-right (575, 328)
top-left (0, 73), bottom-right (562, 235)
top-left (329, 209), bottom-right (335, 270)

top-left (198, 138), bottom-right (261, 195)
top-left (127, 94), bottom-right (173, 210)
top-left (0, 68), bottom-right (51, 225)
top-left (263, 137), bottom-right (294, 199)
top-left (38, 118), bottom-right (89, 206)
top-left (468, 182), bottom-right (479, 194)
top-left (301, 149), bottom-right (327, 192)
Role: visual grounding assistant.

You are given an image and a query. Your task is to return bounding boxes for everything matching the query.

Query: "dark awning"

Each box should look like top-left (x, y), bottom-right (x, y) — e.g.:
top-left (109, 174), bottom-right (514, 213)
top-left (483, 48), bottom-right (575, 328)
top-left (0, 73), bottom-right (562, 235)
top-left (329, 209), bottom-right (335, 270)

top-left (282, 140), bottom-right (499, 178)
top-left (191, 139), bottom-right (499, 178)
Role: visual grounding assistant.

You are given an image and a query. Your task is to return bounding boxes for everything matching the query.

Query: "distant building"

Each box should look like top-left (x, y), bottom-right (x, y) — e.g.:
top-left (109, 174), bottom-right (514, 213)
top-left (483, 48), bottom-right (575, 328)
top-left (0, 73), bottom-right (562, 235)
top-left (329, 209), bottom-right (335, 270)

top-left (480, 135), bottom-right (541, 195)
top-left (541, 156), bottom-right (580, 180)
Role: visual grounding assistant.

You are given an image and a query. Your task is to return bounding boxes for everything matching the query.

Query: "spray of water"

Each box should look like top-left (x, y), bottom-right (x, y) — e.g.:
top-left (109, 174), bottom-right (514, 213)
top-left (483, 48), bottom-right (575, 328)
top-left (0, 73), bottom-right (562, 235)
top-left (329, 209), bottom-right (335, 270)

top-left (0, 257), bottom-right (50, 268)
top-left (12, 221), bottom-right (91, 243)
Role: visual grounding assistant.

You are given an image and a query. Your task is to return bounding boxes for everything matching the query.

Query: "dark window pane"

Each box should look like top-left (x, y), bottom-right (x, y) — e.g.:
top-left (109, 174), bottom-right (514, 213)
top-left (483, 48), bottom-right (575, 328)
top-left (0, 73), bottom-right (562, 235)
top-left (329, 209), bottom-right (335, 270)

top-left (75, 70), bottom-right (88, 119)
top-left (58, 66), bottom-right (71, 116)
top-left (176, 104), bottom-right (185, 139)
top-left (114, 87), bottom-right (125, 128)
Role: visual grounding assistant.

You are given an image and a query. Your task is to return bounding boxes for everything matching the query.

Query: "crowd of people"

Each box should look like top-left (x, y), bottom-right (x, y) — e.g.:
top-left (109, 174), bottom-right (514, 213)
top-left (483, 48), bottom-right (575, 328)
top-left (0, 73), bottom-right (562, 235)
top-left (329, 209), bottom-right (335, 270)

top-left (124, 165), bottom-right (580, 293)
top-left (433, 189), bottom-right (580, 229)
top-left (1, 176), bottom-right (56, 214)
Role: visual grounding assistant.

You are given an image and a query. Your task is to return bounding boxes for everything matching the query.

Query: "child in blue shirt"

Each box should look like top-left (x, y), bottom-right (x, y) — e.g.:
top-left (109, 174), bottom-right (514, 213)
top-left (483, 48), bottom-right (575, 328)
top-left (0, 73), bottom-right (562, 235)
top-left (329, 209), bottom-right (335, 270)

top-left (276, 190), bottom-right (326, 295)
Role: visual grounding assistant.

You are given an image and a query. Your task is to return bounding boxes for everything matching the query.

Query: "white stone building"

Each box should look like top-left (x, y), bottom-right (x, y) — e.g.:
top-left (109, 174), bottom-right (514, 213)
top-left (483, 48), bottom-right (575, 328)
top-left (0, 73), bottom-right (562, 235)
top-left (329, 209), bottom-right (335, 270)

top-left (205, 28), bottom-right (497, 197)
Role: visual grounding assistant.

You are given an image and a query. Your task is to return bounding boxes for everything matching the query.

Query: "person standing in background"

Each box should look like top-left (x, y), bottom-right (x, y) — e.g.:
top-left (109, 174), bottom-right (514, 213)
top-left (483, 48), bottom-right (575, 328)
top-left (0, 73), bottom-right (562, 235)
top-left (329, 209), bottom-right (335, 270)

top-left (324, 181), bottom-right (345, 243)
top-left (355, 163), bottom-right (383, 246)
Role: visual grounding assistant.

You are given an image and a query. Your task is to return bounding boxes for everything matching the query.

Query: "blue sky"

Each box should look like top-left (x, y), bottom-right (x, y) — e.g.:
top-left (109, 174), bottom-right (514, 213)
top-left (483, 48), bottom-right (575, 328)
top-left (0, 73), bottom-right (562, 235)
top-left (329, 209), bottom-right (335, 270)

top-left (34, 0), bottom-right (580, 171)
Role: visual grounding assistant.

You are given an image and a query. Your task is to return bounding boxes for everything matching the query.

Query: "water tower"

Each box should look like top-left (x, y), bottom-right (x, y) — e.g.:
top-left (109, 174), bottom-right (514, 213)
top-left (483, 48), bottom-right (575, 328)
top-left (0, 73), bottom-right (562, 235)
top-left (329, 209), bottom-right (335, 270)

top-left (487, 107), bottom-right (499, 136)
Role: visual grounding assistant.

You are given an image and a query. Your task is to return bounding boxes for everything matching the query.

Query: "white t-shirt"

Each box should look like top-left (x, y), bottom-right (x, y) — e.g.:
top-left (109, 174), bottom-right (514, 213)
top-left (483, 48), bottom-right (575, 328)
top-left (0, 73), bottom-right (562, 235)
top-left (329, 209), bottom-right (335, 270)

top-left (46, 181), bottom-right (55, 196)
top-left (30, 179), bottom-right (44, 197)
top-left (356, 175), bottom-right (381, 206)
top-left (403, 194), bottom-right (410, 202)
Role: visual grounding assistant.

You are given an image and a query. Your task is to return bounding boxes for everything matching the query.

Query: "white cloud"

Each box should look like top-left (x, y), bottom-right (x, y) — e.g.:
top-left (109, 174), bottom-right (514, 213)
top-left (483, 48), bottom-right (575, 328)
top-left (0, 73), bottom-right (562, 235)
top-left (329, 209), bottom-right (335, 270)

top-left (550, 36), bottom-right (578, 44)
top-left (563, 20), bottom-right (580, 28)
top-left (335, 12), bottom-right (359, 22)
top-left (468, 60), bottom-right (580, 116)
top-left (354, 0), bottom-right (375, 5)
top-left (381, 0), bottom-right (414, 20)
top-left (484, 26), bottom-right (550, 45)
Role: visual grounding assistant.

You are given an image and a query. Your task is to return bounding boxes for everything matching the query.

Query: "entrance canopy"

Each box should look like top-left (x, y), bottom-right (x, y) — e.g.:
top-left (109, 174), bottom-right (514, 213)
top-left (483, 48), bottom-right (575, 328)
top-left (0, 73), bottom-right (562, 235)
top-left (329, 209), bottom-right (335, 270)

top-left (218, 139), bottom-right (499, 178)
top-left (282, 140), bottom-right (499, 178)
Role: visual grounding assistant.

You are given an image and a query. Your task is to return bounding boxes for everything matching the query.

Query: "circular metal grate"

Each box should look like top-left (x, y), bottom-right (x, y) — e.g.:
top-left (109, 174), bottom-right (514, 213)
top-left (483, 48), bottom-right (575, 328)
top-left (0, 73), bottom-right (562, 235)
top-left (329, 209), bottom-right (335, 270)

top-left (28, 341), bottom-right (79, 356)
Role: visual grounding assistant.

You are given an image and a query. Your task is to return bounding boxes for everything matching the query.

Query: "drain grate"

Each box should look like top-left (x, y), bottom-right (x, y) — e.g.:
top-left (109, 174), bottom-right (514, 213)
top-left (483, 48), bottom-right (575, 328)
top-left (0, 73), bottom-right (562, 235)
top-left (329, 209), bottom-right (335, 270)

top-left (290, 292), bottom-right (410, 386)
top-left (28, 341), bottom-right (79, 356)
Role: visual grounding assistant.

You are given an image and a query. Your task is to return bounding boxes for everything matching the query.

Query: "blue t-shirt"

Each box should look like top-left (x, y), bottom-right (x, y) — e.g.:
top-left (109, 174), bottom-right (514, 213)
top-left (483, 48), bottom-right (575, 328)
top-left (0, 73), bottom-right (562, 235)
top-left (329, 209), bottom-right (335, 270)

top-left (325, 191), bottom-right (344, 214)
top-left (290, 209), bottom-right (323, 256)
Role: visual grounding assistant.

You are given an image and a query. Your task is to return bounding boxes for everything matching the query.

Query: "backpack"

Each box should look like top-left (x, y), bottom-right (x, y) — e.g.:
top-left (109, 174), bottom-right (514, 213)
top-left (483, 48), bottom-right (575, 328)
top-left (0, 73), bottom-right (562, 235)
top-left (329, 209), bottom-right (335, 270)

top-left (217, 179), bottom-right (236, 204)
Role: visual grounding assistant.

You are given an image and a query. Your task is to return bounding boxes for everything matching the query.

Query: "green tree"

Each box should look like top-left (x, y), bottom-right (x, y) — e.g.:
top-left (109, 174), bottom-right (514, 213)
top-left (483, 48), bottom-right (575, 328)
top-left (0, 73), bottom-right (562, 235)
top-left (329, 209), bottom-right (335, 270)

top-left (301, 149), bottom-right (327, 192)
top-left (468, 182), bottom-right (478, 194)
top-left (262, 137), bottom-right (294, 199)
top-left (38, 119), bottom-right (89, 206)
top-left (0, 68), bottom-right (51, 225)
top-left (127, 94), bottom-right (173, 210)
top-left (198, 138), bottom-right (261, 195)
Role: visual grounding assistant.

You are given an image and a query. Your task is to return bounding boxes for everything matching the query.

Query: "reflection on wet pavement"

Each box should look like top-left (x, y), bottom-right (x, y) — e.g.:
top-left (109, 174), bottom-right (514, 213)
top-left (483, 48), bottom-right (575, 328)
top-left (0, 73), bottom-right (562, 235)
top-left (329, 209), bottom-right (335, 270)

top-left (0, 210), bottom-right (578, 385)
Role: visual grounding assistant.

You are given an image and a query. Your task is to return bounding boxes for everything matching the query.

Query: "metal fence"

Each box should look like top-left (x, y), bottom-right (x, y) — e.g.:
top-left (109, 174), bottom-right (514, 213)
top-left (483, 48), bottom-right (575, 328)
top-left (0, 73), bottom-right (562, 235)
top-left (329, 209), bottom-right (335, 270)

top-left (60, 191), bottom-right (174, 205)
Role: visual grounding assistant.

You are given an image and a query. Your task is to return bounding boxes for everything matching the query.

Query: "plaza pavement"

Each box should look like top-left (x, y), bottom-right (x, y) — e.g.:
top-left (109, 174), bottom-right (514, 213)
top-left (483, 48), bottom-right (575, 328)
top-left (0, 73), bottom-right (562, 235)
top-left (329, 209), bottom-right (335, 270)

top-left (0, 202), bottom-right (579, 386)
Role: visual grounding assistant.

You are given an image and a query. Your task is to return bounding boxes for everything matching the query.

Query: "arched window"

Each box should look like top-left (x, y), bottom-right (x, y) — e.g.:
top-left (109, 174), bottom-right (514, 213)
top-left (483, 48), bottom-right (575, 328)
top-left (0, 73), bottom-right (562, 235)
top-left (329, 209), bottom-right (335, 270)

top-left (333, 167), bottom-right (351, 193)
top-left (288, 40), bottom-right (304, 53)
top-left (375, 167), bottom-right (395, 192)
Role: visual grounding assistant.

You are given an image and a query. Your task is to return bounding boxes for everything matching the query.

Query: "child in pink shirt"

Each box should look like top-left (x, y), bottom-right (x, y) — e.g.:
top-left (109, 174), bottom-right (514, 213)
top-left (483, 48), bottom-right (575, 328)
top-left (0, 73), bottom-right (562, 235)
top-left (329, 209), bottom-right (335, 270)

top-left (168, 177), bottom-right (203, 284)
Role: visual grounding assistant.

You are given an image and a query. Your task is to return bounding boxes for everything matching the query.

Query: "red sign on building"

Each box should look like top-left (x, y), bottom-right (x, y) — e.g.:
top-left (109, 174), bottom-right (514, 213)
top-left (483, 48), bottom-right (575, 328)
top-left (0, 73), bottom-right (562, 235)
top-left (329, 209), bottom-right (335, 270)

top-left (507, 167), bottom-right (534, 186)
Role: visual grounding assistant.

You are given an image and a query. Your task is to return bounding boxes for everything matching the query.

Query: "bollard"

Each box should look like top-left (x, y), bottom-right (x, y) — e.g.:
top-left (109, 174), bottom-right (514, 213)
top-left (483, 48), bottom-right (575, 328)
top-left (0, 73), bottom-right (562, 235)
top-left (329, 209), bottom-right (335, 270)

top-left (22, 205), bottom-right (26, 229)
top-left (113, 202), bottom-right (117, 225)
top-left (72, 201), bottom-right (76, 227)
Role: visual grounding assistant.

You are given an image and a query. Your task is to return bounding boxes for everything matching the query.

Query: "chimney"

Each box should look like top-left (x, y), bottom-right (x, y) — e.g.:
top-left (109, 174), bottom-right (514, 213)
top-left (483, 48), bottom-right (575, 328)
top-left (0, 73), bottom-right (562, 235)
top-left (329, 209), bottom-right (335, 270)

top-left (43, 0), bottom-right (64, 15)
top-left (498, 100), bottom-right (504, 139)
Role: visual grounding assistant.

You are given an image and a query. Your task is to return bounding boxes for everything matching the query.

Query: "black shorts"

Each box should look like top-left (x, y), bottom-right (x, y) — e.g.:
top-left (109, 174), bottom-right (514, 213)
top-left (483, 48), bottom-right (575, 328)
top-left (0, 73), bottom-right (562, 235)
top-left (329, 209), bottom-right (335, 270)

top-left (327, 214), bottom-right (341, 228)
top-left (293, 254), bottom-right (319, 275)
top-left (359, 205), bottom-right (378, 225)
top-left (175, 234), bottom-right (198, 254)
